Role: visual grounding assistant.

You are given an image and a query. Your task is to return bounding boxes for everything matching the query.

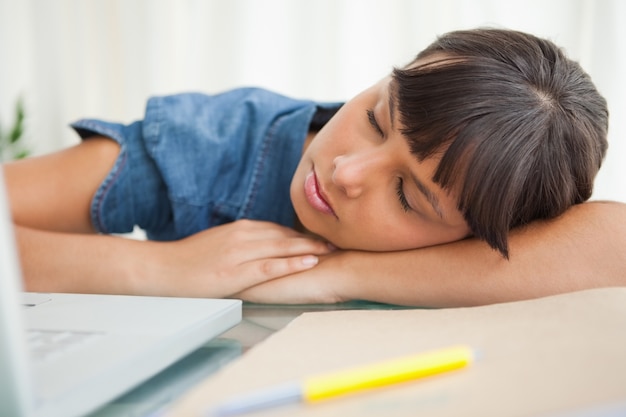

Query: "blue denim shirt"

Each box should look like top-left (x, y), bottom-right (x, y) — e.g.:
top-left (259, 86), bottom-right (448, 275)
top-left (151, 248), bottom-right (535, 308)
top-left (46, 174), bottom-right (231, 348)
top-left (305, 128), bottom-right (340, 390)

top-left (71, 88), bottom-right (341, 241)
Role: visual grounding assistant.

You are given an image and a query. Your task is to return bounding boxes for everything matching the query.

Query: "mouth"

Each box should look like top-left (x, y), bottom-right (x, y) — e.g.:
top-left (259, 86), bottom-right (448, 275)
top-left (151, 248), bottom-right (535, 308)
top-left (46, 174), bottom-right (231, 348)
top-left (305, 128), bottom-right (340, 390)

top-left (304, 170), bottom-right (337, 217)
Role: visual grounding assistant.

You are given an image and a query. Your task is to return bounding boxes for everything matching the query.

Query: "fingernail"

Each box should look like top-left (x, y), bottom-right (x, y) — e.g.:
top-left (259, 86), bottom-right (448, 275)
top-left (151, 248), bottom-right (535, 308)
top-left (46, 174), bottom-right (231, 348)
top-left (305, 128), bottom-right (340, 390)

top-left (302, 255), bottom-right (319, 266)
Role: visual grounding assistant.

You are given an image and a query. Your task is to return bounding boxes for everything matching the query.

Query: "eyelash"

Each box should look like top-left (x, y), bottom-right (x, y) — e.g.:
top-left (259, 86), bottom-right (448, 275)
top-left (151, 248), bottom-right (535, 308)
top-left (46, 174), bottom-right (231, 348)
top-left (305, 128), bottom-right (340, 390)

top-left (366, 109), bottom-right (384, 137)
top-left (367, 109), bottom-right (410, 212)
top-left (367, 109), bottom-right (411, 213)
top-left (396, 178), bottom-right (411, 212)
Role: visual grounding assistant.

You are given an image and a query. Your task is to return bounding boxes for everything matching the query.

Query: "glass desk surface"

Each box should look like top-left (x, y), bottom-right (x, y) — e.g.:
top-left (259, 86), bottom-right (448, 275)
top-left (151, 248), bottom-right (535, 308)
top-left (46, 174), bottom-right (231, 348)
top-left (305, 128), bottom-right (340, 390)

top-left (86, 301), bottom-right (406, 417)
top-left (85, 300), bottom-right (626, 417)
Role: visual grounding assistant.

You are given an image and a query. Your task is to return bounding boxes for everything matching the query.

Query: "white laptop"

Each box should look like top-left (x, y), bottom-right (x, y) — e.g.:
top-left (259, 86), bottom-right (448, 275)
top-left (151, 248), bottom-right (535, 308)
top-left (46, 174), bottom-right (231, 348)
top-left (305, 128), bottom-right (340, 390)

top-left (0, 167), bottom-right (242, 417)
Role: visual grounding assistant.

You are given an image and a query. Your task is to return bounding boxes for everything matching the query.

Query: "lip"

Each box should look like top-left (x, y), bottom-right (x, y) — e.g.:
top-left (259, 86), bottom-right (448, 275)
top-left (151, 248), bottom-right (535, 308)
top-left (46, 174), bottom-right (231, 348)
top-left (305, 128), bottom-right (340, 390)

top-left (304, 170), bottom-right (337, 217)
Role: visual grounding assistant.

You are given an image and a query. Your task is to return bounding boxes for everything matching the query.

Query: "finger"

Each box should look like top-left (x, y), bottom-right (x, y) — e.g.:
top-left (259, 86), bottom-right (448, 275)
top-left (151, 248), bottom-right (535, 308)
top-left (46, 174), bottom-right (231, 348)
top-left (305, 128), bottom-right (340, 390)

top-left (234, 267), bottom-right (342, 305)
top-left (216, 219), bottom-right (314, 243)
top-left (236, 236), bottom-right (333, 262)
top-left (235, 254), bottom-right (320, 288)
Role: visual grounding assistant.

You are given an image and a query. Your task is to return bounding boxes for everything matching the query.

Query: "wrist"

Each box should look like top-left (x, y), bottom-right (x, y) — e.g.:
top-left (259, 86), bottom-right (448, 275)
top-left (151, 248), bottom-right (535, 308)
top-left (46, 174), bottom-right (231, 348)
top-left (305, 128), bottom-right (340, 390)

top-left (323, 250), bottom-right (368, 302)
top-left (117, 238), bottom-right (171, 296)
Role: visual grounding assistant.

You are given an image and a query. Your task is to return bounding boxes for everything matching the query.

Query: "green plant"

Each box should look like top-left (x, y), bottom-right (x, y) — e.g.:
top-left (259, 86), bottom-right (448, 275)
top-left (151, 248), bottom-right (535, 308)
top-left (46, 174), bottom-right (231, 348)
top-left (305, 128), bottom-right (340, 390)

top-left (0, 97), bottom-right (30, 161)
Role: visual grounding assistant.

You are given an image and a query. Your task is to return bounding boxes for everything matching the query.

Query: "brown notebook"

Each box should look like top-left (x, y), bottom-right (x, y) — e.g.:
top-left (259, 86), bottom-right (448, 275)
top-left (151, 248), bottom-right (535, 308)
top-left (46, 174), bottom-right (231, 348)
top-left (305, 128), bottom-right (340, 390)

top-left (165, 288), bottom-right (626, 417)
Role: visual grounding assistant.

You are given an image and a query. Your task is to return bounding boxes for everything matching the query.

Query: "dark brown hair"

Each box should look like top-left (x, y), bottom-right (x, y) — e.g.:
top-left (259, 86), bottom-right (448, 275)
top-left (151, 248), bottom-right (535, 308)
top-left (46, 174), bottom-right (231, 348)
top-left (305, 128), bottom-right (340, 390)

top-left (392, 28), bottom-right (608, 257)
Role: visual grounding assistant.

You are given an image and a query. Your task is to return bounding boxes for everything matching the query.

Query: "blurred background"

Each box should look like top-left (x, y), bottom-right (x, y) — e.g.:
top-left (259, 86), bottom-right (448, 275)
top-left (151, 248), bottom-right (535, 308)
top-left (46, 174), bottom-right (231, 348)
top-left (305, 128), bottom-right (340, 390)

top-left (0, 0), bottom-right (624, 202)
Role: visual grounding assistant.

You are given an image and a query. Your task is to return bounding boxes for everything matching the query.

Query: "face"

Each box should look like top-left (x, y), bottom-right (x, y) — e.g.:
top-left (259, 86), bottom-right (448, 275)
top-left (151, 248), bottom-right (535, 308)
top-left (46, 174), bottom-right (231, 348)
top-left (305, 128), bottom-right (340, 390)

top-left (290, 75), bottom-right (472, 252)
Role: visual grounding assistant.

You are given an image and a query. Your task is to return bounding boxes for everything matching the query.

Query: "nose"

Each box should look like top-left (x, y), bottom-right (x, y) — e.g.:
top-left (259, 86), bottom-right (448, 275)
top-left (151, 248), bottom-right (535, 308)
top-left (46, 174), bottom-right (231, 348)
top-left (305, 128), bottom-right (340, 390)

top-left (332, 149), bottom-right (389, 199)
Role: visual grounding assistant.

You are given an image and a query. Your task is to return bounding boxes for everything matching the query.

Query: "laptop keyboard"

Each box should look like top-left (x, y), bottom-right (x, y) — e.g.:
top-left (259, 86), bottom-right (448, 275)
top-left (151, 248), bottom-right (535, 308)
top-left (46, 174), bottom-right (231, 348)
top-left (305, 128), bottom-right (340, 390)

top-left (27, 329), bottom-right (104, 362)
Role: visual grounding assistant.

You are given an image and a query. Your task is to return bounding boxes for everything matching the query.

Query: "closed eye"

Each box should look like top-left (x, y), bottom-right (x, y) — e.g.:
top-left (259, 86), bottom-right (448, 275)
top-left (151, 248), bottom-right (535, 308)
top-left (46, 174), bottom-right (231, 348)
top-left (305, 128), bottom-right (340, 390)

top-left (396, 177), bottom-right (412, 212)
top-left (366, 109), bottom-right (384, 137)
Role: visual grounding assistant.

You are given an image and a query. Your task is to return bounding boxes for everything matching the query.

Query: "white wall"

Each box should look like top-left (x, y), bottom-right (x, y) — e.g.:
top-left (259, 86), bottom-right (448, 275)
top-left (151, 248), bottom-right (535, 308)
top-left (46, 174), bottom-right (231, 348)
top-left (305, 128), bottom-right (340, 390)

top-left (1, 0), bottom-right (624, 202)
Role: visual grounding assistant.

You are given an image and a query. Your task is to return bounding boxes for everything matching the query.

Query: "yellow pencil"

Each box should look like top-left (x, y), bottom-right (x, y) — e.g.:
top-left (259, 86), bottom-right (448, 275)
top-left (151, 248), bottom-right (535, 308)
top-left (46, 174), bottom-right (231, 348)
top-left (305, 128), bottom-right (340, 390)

top-left (211, 345), bottom-right (474, 416)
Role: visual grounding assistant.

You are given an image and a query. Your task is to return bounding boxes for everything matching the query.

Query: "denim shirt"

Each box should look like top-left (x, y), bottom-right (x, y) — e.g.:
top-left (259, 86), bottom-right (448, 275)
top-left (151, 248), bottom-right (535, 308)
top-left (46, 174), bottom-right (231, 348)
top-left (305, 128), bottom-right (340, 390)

top-left (71, 88), bottom-right (341, 241)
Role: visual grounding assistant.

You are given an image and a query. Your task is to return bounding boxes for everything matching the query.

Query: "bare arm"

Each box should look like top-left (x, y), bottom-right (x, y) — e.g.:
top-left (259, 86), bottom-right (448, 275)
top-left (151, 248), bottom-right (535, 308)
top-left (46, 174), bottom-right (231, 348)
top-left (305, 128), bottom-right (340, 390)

top-left (5, 138), bottom-right (331, 297)
top-left (15, 221), bottom-right (331, 297)
top-left (237, 201), bottom-right (626, 307)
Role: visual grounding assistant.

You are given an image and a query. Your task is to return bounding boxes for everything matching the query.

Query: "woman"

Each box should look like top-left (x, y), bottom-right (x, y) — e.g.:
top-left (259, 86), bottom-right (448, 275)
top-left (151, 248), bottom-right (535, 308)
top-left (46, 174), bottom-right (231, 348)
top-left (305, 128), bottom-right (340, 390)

top-left (5, 28), bottom-right (625, 306)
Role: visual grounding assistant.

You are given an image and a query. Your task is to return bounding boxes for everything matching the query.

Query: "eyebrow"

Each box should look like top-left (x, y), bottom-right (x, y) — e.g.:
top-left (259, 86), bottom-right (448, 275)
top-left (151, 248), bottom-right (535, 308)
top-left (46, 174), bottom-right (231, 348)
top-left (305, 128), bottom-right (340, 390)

top-left (387, 83), bottom-right (397, 131)
top-left (411, 173), bottom-right (445, 219)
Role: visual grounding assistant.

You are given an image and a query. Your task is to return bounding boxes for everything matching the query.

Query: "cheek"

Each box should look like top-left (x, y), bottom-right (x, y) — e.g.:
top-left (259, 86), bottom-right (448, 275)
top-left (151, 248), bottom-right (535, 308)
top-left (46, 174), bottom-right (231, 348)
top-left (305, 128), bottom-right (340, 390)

top-left (342, 210), bottom-right (422, 251)
top-left (350, 215), bottom-right (467, 251)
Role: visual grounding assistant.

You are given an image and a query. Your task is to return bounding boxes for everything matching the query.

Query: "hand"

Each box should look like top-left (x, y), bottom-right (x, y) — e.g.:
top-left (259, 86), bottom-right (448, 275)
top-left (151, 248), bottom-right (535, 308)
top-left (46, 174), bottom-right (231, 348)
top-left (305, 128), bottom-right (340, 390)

top-left (148, 219), bottom-right (333, 298)
top-left (234, 250), bottom-right (360, 304)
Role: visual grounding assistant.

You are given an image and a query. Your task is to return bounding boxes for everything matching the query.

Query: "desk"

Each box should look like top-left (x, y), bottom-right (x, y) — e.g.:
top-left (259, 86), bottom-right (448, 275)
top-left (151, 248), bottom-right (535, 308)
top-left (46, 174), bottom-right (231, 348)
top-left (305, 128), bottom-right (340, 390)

top-left (87, 291), bottom-right (626, 417)
top-left (86, 301), bottom-right (399, 417)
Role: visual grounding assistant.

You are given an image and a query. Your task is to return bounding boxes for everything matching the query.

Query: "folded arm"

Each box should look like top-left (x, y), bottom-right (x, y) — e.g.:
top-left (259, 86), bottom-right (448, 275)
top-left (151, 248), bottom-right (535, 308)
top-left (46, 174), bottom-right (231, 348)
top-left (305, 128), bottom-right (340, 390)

top-left (237, 201), bottom-right (626, 307)
top-left (15, 221), bottom-right (332, 297)
top-left (5, 138), bottom-right (331, 297)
